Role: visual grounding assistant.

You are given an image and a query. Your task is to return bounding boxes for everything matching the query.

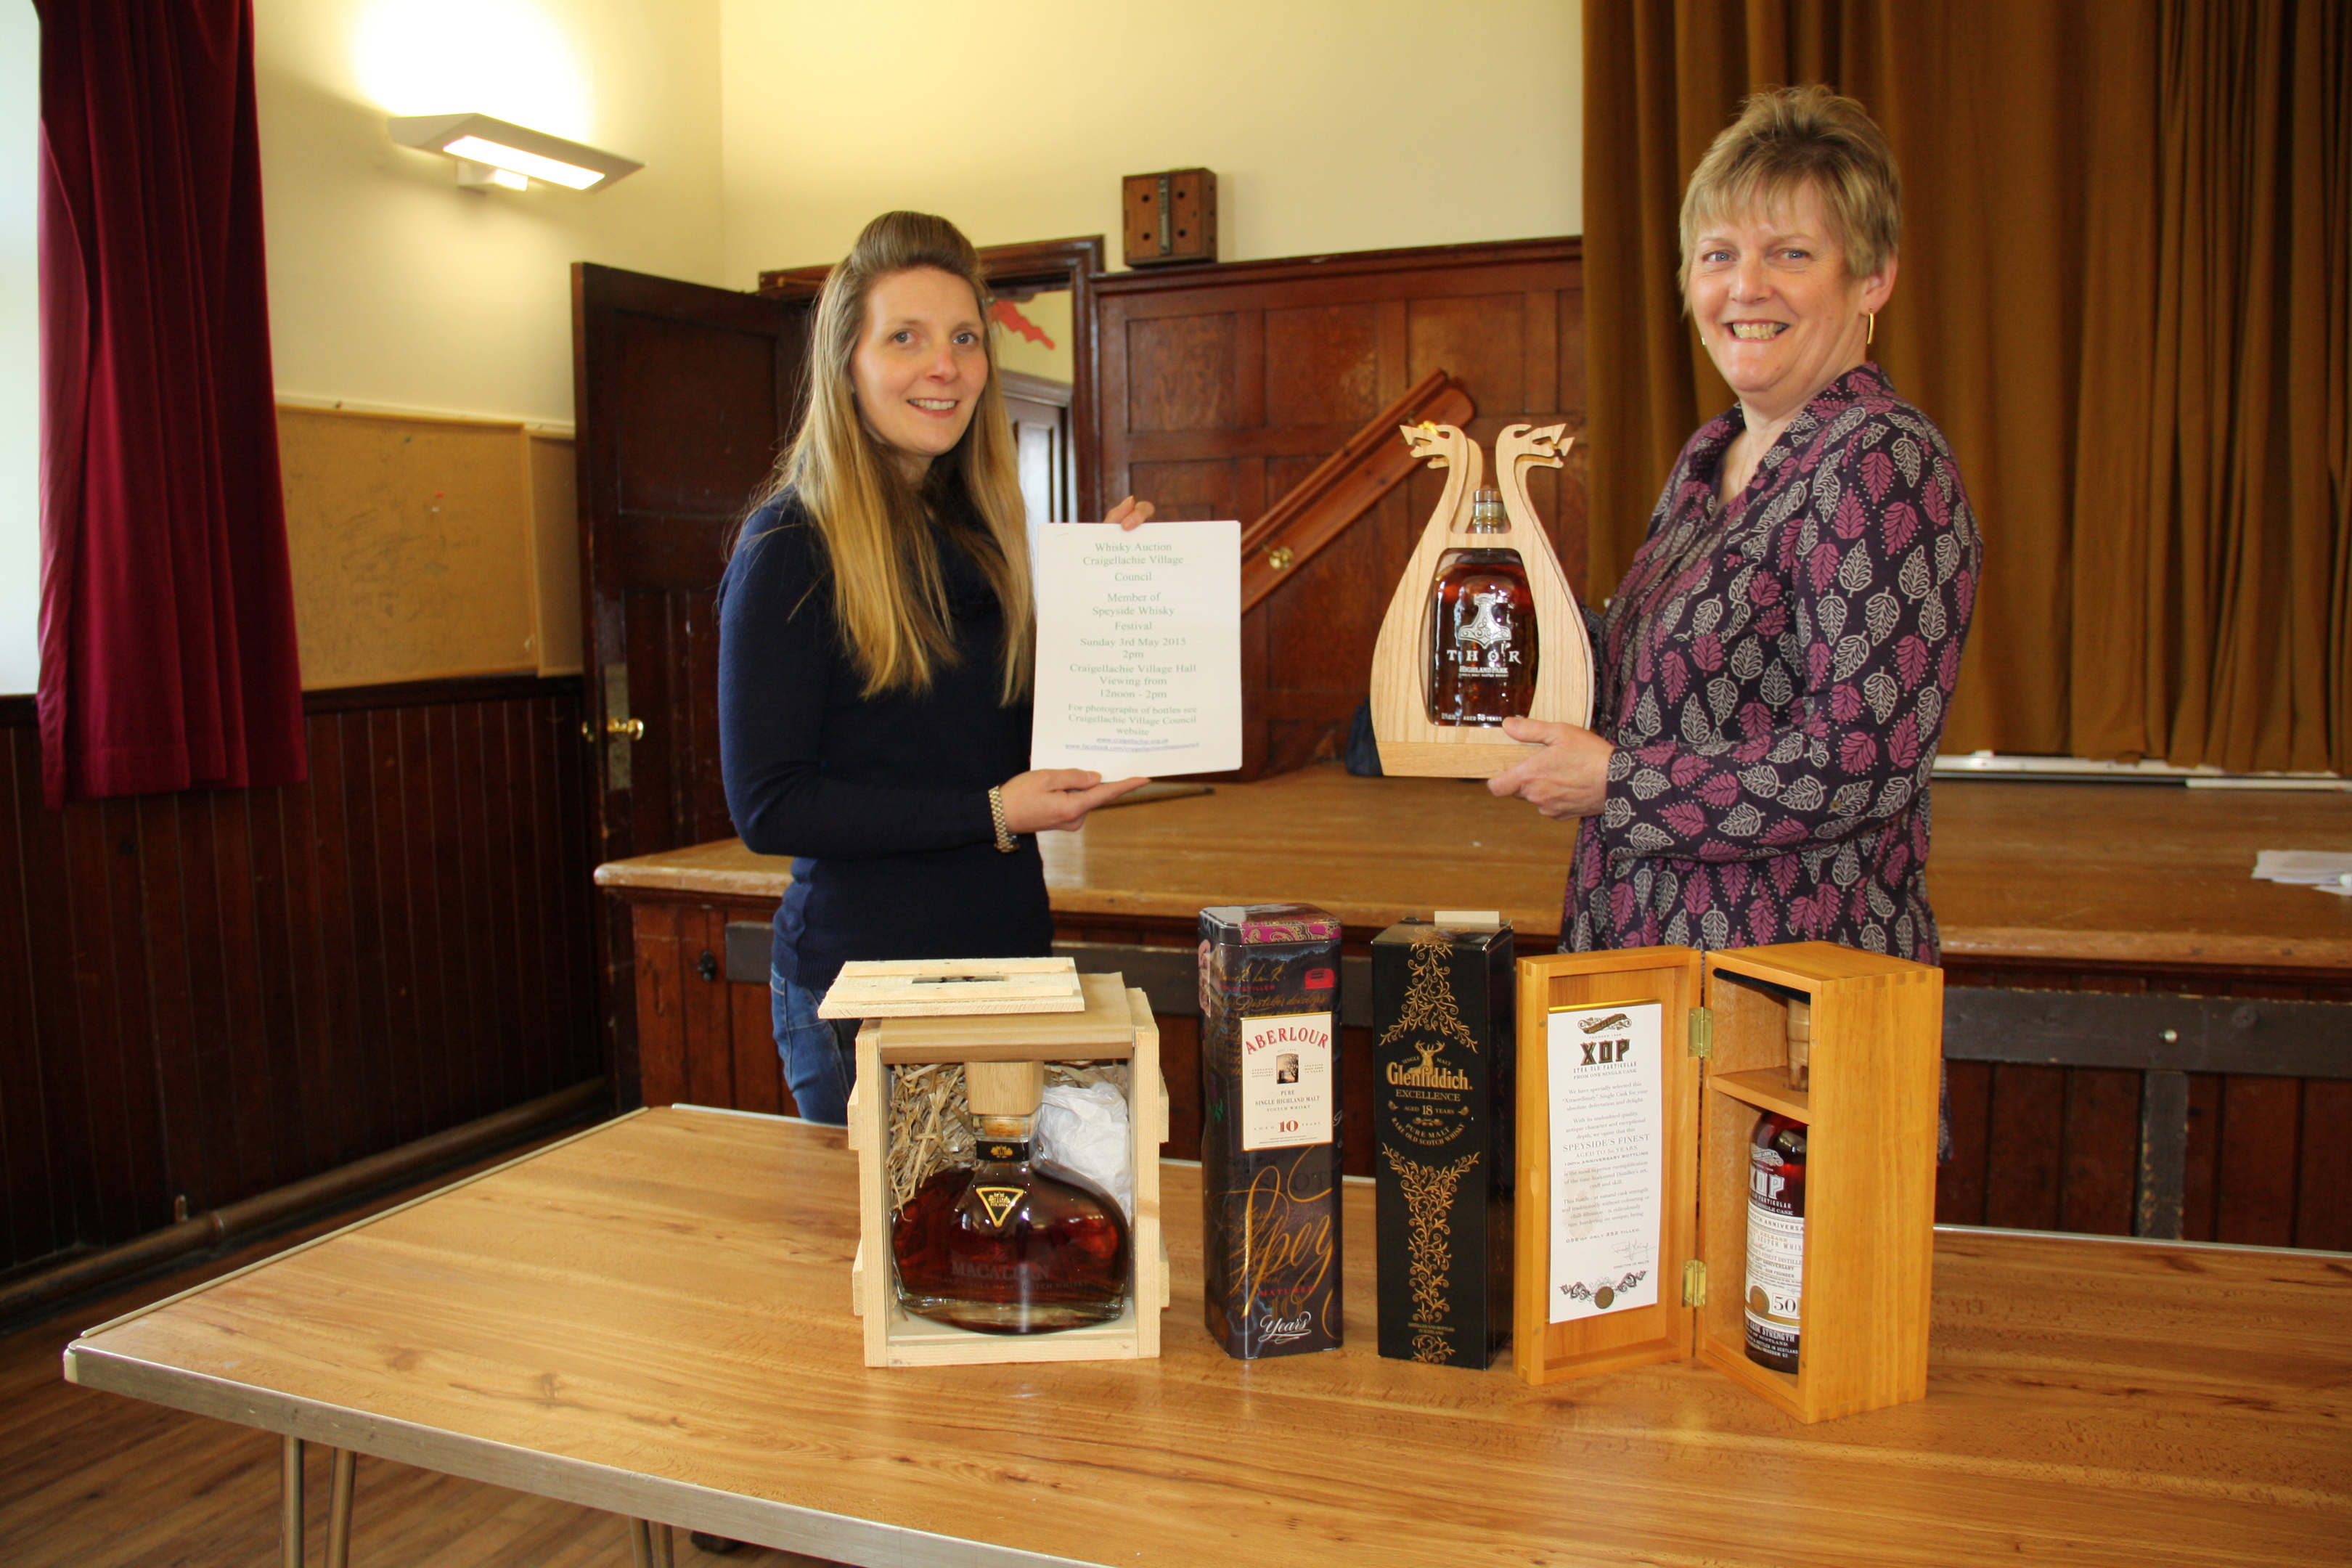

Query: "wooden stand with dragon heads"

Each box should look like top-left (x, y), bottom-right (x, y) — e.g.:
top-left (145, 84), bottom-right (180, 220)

top-left (1367, 422), bottom-right (1595, 777)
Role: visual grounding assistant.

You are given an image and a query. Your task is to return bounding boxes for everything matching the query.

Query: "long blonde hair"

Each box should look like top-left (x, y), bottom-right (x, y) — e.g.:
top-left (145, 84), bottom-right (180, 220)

top-left (757, 211), bottom-right (1032, 701)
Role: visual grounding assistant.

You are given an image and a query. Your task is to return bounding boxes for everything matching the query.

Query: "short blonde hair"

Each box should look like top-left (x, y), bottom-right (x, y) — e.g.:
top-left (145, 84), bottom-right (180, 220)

top-left (757, 211), bottom-right (1032, 701)
top-left (1681, 85), bottom-right (1901, 284)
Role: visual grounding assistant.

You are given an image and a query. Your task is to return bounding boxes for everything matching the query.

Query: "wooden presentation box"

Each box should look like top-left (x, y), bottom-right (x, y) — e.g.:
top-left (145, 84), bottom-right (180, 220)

top-left (844, 971), bottom-right (1169, 1368)
top-left (1514, 942), bottom-right (1940, 1423)
top-left (1366, 421), bottom-right (1594, 778)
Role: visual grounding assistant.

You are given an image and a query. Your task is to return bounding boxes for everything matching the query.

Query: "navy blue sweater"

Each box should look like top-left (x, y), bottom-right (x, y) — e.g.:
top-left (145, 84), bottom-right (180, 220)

top-left (716, 491), bottom-right (1050, 993)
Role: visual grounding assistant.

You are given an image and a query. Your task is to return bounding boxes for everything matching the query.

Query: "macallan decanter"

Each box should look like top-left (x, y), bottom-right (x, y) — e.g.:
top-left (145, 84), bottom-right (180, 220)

top-left (1427, 486), bottom-right (1538, 725)
top-left (1744, 998), bottom-right (1810, 1372)
top-left (891, 1059), bottom-right (1132, 1334)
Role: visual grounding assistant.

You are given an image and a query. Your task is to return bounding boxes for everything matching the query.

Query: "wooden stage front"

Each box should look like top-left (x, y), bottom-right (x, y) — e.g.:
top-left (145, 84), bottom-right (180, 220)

top-left (597, 766), bottom-right (2352, 1250)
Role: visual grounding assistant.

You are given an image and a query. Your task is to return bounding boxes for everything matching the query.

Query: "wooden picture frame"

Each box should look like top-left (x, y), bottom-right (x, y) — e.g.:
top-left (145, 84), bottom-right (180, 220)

top-left (1368, 422), bottom-right (1594, 777)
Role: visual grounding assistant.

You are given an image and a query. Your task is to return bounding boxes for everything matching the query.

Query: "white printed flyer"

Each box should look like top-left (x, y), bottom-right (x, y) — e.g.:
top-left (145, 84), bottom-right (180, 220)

top-left (1029, 520), bottom-right (1241, 775)
top-left (1545, 999), bottom-right (1665, 1324)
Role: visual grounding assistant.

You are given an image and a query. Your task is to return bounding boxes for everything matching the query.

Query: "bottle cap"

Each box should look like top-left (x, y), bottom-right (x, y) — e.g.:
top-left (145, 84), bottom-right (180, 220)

top-left (964, 1058), bottom-right (1045, 1117)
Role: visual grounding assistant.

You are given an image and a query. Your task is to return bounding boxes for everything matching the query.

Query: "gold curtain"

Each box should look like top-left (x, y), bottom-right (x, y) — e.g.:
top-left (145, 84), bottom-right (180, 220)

top-left (1583, 0), bottom-right (2351, 770)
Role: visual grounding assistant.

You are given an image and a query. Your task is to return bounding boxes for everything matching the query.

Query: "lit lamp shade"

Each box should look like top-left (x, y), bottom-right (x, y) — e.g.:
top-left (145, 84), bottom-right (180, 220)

top-left (385, 113), bottom-right (642, 193)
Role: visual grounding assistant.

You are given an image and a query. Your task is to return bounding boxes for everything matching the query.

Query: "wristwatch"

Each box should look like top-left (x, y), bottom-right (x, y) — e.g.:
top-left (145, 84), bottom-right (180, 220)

top-left (987, 785), bottom-right (1017, 852)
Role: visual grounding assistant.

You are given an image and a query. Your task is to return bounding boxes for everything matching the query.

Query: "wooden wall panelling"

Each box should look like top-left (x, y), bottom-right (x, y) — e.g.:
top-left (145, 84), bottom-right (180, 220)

top-left (205, 788), bottom-right (277, 1204)
top-left (134, 792), bottom-right (208, 1215)
top-left (1935, 965), bottom-right (2350, 1250)
top-left (1092, 240), bottom-right (1588, 780)
top-left (2297, 1075), bottom-right (2352, 1249)
top-left (632, 903), bottom-right (688, 1110)
top-left (2057, 1068), bottom-right (2141, 1235)
top-left (0, 679), bottom-right (603, 1281)
top-left (1982, 1065), bottom-right (2067, 1231)
top-left (2181, 1071), bottom-right (2224, 1241)
top-left (622, 901), bottom-right (793, 1116)
top-left (1935, 1058), bottom-right (1993, 1225)
top-left (2215, 1075), bottom-right (2303, 1247)
top-left (729, 974), bottom-right (784, 1117)
top-left (678, 908), bottom-right (734, 1107)
top-left (69, 793), bottom-right (167, 1245)
top-left (300, 712), bottom-right (367, 1170)
top-left (0, 729), bottom-right (65, 1265)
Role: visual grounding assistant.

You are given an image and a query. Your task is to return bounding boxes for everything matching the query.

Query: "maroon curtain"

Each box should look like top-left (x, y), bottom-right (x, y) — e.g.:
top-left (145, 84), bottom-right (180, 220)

top-left (35, 0), bottom-right (303, 808)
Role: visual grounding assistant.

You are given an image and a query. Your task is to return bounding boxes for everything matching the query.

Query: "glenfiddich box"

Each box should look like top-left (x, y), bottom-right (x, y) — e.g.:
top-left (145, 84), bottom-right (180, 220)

top-left (1371, 915), bottom-right (1514, 1368)
top-left (1197, 903), bottom-right (1343, 1359)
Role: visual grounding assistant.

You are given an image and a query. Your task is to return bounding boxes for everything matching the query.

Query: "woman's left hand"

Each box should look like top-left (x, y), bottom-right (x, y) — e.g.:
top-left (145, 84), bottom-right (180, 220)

top-left (1487, 716), bottom-right (1614, 820)
top-left (1103, 495), bottom-right (1156, 531)
top-left (1000, 769), bottom-right (1151, 834)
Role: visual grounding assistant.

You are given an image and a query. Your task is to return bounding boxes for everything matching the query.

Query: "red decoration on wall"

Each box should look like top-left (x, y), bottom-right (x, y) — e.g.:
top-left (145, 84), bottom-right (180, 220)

top-left (990, 298), bottom-right (1055, 350)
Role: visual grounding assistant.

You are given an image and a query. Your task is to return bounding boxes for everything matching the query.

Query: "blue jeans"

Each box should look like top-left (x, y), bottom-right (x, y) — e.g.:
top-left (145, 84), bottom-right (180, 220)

top-left (771, 971), bottom-right (859, 1125)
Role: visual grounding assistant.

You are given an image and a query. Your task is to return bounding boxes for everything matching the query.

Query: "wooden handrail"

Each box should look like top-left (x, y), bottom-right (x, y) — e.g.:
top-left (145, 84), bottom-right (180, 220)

top-left (1238, 370), bottom-right (1474, 612)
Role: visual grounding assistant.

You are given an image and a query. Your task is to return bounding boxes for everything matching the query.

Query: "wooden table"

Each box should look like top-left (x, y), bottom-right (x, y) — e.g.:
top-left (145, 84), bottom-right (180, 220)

top-left (65, 1108), bottom-right (2352, 1567)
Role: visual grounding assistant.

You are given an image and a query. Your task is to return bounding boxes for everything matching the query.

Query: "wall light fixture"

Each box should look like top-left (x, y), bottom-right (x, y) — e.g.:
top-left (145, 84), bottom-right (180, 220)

top-left (387, 113), bottom-right (642, 193)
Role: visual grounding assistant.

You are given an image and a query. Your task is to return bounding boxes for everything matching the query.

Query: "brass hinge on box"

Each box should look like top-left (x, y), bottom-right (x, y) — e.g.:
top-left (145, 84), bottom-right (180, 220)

top-left (1688, 1006), bottom-right (1713, 1059)
top-left (1683, 1259), bottom-right (1707, 1307)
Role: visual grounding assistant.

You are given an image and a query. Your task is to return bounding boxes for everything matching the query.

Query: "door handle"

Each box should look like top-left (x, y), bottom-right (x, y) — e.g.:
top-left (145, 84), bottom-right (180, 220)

top-left (606, 716), bottom-right (645, 741)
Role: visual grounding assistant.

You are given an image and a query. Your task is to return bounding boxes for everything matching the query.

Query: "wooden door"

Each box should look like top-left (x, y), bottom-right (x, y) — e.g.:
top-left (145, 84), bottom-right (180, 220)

top-left (573, 263), bottom-right (812, 1097)
top-left (1001, 368), bottom-right (1074, 532)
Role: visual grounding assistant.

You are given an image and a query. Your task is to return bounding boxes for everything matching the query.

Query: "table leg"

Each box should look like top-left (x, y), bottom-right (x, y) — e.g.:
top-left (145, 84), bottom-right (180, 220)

top-left (629, 1519), bottom-right (674, 1568)
top-left (325, 1447), bottom-right (357, 1568)
top-left (281, 1434), bottom-right (305, 1568)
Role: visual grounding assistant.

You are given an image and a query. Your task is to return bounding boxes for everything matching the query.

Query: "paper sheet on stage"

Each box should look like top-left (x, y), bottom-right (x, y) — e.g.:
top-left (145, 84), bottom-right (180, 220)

top-left (1030, 520), bottom-right (1241, 775)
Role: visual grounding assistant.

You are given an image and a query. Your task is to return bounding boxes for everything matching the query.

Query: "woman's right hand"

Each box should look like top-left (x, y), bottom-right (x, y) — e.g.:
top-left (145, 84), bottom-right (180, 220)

top-left (999, 769), bottom-right (1151, 834)
top-left (1103, 495), bottom-right (1156, 531)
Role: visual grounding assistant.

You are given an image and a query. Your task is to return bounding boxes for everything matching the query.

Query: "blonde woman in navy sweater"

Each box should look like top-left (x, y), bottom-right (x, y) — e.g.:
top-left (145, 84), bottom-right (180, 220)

top-left (719, 211), bottom-right (1148, 1123)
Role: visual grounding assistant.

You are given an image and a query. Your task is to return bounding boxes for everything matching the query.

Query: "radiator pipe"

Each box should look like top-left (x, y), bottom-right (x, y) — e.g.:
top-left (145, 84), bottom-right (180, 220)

top-left (0, 1079), bottom-right (609, 1323)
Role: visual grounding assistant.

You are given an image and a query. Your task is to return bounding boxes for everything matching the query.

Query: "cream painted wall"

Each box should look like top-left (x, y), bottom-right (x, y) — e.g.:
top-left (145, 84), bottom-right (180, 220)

top-left (717, 0), bottom-right (1583, 282)
top-left (254, 0), bottom-right (726, 427)
top-left (1, 1), bottom-right (36, 695)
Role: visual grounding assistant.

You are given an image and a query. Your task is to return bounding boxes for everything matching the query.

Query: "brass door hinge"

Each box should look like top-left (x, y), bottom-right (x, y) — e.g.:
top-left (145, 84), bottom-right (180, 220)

top-left (1682, 1259), bottom-right (1707, 1307)
top-left (1688, 1006), bottom-right (1713, 1059)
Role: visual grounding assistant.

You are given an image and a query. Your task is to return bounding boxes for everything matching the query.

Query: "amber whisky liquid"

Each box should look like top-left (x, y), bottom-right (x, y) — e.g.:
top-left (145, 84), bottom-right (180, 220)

top-left (1427, 488), bottom-right (1538, 725)
top-left (1743, 1109), bottom-right (1806, 1372)
top-left (891, 1111), bottom-right (1132, 1335)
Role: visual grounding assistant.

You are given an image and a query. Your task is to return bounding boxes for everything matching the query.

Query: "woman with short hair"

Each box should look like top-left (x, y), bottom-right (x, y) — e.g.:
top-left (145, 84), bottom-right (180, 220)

top-left (1493, 86), bottom-right (1980, 968)
top-left (718, 210), bottom-right (1148, 1124)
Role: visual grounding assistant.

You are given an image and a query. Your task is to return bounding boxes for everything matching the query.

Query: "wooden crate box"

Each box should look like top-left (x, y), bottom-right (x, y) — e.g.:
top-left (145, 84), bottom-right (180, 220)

top-left (1514, 942), bottom-right (1941, 1422)
top-left (845, 972), bottom-right (1169, 1368)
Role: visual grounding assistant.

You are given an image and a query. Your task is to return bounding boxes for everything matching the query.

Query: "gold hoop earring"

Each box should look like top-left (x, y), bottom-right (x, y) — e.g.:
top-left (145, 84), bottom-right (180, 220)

top-left (1866, 311), bottom-right (1877, 346)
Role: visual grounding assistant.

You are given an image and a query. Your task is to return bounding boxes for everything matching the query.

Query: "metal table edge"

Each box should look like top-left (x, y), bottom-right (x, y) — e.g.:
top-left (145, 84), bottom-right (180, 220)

top-left (57, 1347), bottom-right (1103, 1568)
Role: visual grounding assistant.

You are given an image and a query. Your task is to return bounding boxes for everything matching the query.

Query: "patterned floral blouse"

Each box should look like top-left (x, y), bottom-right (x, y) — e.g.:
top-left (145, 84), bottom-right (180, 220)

top-left (1565, 363), bottom-right (1981, 963)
